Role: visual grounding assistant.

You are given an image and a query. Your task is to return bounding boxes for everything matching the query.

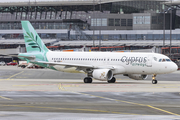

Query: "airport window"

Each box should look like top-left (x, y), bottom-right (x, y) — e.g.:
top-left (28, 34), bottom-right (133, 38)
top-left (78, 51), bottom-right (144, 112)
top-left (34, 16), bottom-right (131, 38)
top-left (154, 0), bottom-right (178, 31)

top-left (91, 19), bottom-right (96, 26)
top-left (152, 16), bottom-right (157, 24)
top-left (108, 19), bottom-right (114, 26)
top-left (127, 34), bottom-right (136, 40)
top-left (121, 19), bottom-right (126, 26)
top-left (96, 19), bottom-right (101, 26)
top-left (144, 16), bottom-right (150, 24)
top-left (127, 19), bottom-right (132, 26)
top-left (136, 16), bottom-right (143, 24)
top-left (102, 18), bottom-right (107, 26)
top-left (165, 34), bottom-right (170, 40)
top-left (133, 16), bottom-right (137, 24)
top-left (115, 19), bottom-right (120, 26)
top-left (158, 15), bottom-right (163, 24)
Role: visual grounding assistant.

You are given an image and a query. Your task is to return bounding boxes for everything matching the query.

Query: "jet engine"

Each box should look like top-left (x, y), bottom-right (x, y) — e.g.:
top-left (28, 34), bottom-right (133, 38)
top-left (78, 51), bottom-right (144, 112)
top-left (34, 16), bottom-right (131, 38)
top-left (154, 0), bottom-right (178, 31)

top-left (124, 74), bottom-right (148, 80)
top-left (92, 69), bottom-right (113, 81)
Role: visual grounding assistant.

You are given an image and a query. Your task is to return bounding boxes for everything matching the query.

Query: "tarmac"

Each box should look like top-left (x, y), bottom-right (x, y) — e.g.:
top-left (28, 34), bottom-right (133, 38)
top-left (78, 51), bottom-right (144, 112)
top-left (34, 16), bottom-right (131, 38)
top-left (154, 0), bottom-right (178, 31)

top-left (0, 66), bottom-right (180, 120)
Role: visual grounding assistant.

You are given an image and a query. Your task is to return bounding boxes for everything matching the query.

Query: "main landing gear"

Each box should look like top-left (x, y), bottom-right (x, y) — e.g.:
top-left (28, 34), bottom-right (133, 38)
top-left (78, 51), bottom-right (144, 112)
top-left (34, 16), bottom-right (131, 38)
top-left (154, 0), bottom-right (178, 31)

top-left (84, 77), bottom-right (92, 83)
top-left (152, 74), bottom-right (158, 84)
top-left (108, 77), bottom-right (116, 83)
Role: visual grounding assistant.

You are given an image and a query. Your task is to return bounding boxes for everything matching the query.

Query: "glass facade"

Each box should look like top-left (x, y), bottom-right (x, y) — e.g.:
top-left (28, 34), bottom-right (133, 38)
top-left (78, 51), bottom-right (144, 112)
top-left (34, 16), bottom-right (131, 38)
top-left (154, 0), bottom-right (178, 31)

top-left (0, 0), bottom-right (177, 30)
top-left (0, 22), bottom-right (89, 30)
top-left (1, 33), bottom-right (180, 41)
top-left (0, 0), bottom-right (179, 41)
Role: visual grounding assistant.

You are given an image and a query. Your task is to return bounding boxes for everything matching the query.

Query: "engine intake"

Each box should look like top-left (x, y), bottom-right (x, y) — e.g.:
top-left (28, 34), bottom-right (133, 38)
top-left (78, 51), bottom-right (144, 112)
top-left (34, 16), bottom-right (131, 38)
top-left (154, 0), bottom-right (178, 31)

top-left (92, 69), bottom-right (113, 81)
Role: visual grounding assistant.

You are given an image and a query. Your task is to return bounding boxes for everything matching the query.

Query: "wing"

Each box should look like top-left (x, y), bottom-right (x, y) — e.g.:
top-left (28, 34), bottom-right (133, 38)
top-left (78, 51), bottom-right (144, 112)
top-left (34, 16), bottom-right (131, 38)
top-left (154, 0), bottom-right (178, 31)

top-left (36, 61), bottom-right (94, 68)
top-left (34, 61), bottom-right (115, 70)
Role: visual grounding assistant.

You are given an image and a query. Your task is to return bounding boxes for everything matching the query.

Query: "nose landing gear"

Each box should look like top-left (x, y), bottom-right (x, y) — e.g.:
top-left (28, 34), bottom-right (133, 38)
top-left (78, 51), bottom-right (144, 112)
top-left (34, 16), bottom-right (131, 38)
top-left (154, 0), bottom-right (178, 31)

top-left (152, 74), bottom-right (157, 84)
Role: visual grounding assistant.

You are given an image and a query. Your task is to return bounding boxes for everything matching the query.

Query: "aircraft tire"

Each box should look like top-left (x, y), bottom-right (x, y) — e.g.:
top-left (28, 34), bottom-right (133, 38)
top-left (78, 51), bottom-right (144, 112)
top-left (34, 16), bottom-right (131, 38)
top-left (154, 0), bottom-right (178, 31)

top-left (84, 77), bottom-right (92, 83)
top-left (152, 80), bottom-right (158, 84)
top-left (108, 77), bottom-right (116, 83)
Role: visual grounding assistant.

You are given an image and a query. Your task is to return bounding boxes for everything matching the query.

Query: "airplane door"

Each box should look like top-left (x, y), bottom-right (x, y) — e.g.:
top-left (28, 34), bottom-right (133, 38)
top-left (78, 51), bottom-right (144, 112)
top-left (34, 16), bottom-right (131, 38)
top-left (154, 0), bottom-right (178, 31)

top-left (146, 55), bottom-right (152, 67)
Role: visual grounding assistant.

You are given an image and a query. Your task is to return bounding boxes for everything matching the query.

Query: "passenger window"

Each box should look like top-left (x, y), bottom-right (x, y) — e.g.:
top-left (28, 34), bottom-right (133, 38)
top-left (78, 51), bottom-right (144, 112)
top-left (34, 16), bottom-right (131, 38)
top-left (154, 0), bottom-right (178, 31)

top-left (159, 59), bottom-right (162, 62)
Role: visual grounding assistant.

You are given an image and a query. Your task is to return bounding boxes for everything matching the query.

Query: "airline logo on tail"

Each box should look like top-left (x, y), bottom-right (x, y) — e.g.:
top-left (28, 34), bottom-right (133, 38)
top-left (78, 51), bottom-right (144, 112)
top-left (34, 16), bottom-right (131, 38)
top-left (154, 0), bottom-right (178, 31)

top-left (21, 21), bottom-right (49, 53)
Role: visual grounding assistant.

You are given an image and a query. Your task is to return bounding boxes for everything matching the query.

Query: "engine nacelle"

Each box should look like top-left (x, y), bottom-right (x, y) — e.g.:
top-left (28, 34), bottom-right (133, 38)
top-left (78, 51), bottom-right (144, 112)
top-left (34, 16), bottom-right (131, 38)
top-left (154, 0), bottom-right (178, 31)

top-left (124, 74), bottom-right (148, 80)
top-left (92, 69), bottom-right (113, 81)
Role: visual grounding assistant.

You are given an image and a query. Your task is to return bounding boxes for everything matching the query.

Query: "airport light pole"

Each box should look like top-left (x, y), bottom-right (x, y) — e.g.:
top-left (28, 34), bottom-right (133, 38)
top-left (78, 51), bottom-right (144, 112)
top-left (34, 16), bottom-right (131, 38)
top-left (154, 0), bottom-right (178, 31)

top-left (93, 0), bottom-right (95, 47)
top-left (170, 7), bottom-right (172, 58)
top-left (99, 0), bottom-right (101, 51)
top-left (163, 3), bottom-right (165, 48)
top-left (169, 0), bottom-right (172, 59)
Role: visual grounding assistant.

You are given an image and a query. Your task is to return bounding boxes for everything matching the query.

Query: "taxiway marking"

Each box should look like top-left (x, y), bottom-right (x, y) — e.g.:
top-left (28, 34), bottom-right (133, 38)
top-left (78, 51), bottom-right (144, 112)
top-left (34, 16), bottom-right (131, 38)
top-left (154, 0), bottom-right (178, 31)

top-left (0, 96), bottom-right (12, 100)
top-left (0, 104), bottom-right (140, 115)
top-left (77, 92), bottom-right (180, 116)
top-left (1, 71), bottom-right (25, 81)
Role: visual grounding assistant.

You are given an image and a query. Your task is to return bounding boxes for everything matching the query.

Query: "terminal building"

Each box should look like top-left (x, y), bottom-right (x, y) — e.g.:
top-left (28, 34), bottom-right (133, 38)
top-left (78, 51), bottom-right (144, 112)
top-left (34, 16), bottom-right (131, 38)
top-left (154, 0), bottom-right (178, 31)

top-left (0, 0), bottom-right (180, 62)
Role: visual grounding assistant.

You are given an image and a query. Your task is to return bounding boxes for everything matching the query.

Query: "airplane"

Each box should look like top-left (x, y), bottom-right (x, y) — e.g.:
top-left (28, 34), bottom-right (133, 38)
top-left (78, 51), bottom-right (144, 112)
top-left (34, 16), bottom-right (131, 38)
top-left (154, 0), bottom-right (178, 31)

top-left (18, 21), bottom-right (178, 84)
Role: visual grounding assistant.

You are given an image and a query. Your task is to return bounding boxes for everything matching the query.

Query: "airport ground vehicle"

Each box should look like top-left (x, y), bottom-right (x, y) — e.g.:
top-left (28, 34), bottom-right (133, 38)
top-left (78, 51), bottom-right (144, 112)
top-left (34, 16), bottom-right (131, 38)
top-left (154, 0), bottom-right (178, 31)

top-left (18, 61), bottom-right (44, 69)
top-left (0, 61), bottom-right (6, 66)
top-left (6, 62), bottom-right (17, 66)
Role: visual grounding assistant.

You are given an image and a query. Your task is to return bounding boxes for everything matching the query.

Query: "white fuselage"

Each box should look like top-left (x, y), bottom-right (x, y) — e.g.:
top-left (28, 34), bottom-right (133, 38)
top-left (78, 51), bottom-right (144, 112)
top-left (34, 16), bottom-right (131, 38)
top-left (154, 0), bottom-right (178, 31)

top-left (46, 51), bottom-right (178, 75)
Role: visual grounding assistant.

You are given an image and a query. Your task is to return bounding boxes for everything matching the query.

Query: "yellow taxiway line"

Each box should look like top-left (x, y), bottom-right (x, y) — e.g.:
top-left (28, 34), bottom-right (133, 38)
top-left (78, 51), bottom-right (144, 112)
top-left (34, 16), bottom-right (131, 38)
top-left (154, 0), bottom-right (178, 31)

top-left (0, 104), bottom-right (140, 115)
top-left (0, 96), bottom-right (12, 100)
top-left (75, 92), bottom-right (180, 116)
top-left (0, 71), bottom-right (24, 81)
top-left (6, 71), bottom-right (24, 80)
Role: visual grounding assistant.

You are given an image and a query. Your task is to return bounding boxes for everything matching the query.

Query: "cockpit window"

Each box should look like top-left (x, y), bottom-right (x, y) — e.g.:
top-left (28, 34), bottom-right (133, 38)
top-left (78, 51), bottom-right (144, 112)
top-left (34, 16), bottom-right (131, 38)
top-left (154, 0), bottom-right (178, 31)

top-left (159, 58), bottom-right (171, 62)
top-left (162, 59), bottom-right (166, 62)
top-left (166, 59), bottom-right (171, 62)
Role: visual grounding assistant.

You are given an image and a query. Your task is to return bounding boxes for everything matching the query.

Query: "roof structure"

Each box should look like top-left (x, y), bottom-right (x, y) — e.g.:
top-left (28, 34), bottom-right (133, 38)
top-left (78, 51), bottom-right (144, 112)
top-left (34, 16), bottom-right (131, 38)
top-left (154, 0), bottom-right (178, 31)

top-left (0, 39), bottom-right (180, 46)
top-left (0, 0), bottom-right (170, 6)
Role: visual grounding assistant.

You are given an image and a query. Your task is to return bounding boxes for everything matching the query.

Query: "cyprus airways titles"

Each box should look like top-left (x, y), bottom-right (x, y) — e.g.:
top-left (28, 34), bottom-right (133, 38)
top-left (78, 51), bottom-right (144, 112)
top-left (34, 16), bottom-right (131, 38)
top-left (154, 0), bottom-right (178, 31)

top-left (18, 21), bottom-right (178, 84)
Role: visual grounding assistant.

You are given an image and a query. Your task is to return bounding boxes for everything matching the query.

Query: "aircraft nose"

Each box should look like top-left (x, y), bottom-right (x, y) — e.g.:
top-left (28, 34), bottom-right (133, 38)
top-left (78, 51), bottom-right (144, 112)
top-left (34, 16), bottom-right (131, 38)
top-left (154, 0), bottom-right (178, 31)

top-left (172, 63), bottom-right (178, 71)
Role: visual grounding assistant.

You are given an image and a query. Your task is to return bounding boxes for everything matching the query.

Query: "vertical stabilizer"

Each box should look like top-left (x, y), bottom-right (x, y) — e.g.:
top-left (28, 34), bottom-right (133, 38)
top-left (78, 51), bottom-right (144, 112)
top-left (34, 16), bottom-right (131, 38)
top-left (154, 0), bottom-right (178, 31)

top-left (21, 21), bottom-right (49, 53)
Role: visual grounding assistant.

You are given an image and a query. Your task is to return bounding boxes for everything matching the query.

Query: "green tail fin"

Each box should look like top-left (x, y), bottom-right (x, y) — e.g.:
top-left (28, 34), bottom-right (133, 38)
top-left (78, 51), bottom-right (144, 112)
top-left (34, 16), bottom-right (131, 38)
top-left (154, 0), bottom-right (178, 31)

top-left (21, 21), bottom-right (49, 53)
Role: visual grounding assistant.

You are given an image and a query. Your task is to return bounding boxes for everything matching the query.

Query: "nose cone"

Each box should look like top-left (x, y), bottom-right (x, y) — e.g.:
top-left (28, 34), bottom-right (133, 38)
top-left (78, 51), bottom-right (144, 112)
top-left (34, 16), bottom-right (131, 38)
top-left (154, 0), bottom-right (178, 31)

top-left (172, 63), bottom-right (178, 72)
